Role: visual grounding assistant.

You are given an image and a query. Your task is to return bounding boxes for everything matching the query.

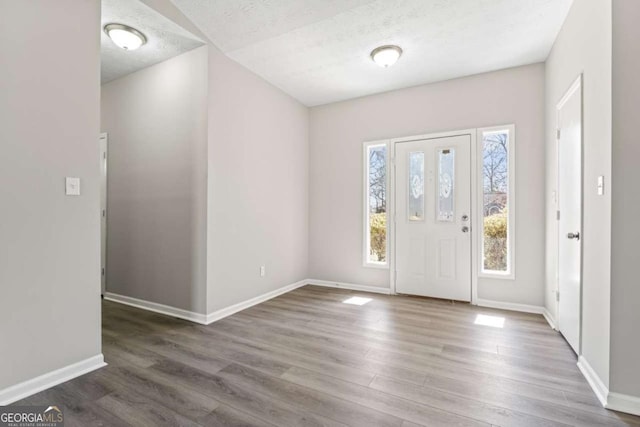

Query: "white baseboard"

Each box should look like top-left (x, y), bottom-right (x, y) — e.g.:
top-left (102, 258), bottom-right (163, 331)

top-left (476, 298), bottom-right (545, 315)
top-left (0, 354), bottom-right (106, 405)
top-left (542, 308), bottom-right (557, 330)
top-left (607, 392), bottom-right (640, 416)
top-left (105, 280), bottom-right (309, 326)
top-left (306, 279), bottom-right (392, 295)
top-left (205, 280), bottom-right (308, 324)
top-left (104, 292), bottom-right (208, 325)
top-left (575, 356), bottom-right (640, 416)
top-left (577, 355), bottom-right (609, 407)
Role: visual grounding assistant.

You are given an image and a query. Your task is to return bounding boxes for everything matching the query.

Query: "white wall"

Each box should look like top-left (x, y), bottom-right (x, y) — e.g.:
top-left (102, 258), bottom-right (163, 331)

top-left (207, 46), bottom-right (309, 313)
top-left (544, 0), bottom-right (612, 386)
top-left (101, 46), bottom-right (209, 314)
top-left (610, 0), bottom-right (640, 399)
top-left (309, 64), bottom-right (546, 306)
top-left (0, 0), bottom-right (102, 389)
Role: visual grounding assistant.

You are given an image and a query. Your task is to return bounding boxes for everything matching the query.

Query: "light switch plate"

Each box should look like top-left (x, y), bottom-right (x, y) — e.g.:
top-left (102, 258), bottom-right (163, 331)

top-left (65, 177), bottom-right (80, 196)
top-left (597, 176), bottom-right (605, 196)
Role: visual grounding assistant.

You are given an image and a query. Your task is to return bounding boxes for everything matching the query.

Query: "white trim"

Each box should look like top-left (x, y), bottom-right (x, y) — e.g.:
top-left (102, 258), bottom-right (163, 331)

top-left (387, 128), bottom-right (477, 301)
top-left (557, 75), bottom-right (583, 110)
top-left (105, 280), bottom-right (309, 326)
top-left (607, 392), bottom-right (640, 417)
top-left (0, 354), bottom-right (106, 405)
top-left (362, 139), bottom-right (390, 268)
top-left (476, 125), bottom-right (516, 280)
top-left (307, 279), bottom-right (392, 295)
top-left (99, 133), bottom-right (108, 296)
top-left (476, 298), bottom-right (544, 314)
top-left (104, 292), bottom-right (209, 324)
top-left (542, 308), bottom-right (557, 330)
top-left (388, 139), bottom-right (397, 293)
top-left (470, 130), bottom-right (479, 304)
top-left (205, 280), bottom-right (308, 324)
top-left (577, 355), bottom-right (609, 407)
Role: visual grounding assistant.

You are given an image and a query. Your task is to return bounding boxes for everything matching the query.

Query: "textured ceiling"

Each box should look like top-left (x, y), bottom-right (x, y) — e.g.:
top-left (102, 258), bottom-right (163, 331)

top-left (101, 0), bottom-right (205, 84)
top-left (170, 0), bottom-right (572, 106)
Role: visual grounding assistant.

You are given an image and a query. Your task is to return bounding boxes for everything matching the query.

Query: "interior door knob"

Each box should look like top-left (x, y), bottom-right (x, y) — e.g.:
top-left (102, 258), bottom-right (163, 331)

top-left (567, 232), bottom-right (580, 240)
top-left (462, 226), bottom-right (469, 233)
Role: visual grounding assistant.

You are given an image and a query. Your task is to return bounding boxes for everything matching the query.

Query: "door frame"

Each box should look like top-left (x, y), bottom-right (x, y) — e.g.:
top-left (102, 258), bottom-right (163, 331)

top-left (555, 74), bottom-right (584, 352)
top-left (388, 128), bottom-right (479, 303)
top-left (100, 132), bottom-right (108, 296)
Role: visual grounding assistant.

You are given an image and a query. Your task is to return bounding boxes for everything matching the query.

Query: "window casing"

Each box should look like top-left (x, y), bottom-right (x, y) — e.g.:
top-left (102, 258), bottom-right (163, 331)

top-left (478, 126), bottom-right (515, 279)
top-left (363, 141), bottom-right (388, 267)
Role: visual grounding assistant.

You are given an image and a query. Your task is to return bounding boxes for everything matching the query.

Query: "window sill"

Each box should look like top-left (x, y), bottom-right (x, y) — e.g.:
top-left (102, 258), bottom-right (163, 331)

top-left (478, 272), bottom-right (515, 281)
top-left (363, 262), bottom-right (389, 270)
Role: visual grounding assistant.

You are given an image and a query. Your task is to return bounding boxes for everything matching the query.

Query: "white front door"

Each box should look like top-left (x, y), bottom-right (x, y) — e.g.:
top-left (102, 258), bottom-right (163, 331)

top-left (557, 77), bottom-right (583, 354)
top-left (395, 135), bottom-right (472, 301)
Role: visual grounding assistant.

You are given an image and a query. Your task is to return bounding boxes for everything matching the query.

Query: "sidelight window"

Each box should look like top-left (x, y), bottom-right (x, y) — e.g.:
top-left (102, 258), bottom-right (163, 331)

top-left (363, 142), bottom-right (388, 266)
top-left (479, 126), bottom-right (515, 278)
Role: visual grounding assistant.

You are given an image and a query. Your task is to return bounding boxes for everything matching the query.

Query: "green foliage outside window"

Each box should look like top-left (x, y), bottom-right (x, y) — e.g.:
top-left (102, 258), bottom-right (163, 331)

top-left (483, 209), bottom-right (507, 271)
top-left (369, 213), bottom-right (387, 262)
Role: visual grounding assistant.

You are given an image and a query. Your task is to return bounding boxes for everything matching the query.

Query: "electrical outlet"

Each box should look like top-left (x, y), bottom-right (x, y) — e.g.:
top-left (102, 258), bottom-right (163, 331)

top-left (260, 265), bottom-right (266, 277)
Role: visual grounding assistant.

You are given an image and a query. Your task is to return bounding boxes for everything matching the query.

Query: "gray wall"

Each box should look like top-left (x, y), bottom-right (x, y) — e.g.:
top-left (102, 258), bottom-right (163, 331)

top-left (103, 0), bottom-right (309, 317)
top-left (308, 64), bottom-right (546, 306)
top-left (0, 0), bottom-right (102, 389)
top-left (101, 46), bottom-right (209, 314)
top-left (544, 0), bottom-right (612, 386)
top-left (610, 0), bottom-right (640, 398)
top-left (207, 46), bottom-right (310, 313)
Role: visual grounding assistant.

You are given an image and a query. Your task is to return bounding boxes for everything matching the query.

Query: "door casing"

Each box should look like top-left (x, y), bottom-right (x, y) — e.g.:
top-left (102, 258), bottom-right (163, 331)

top-left (100, 132), bottom-right (108, 296)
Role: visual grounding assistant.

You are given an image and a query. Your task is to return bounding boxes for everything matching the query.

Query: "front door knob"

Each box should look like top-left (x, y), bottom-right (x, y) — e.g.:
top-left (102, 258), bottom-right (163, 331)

top-left (462, 226), bottom-right (469, 233)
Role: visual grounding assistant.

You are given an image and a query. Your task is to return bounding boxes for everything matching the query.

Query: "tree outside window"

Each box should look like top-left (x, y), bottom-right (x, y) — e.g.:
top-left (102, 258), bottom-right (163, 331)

top-left (482, 131), bottom-right (509, 272)
top-left (368, 145), bottom-right (387, 263)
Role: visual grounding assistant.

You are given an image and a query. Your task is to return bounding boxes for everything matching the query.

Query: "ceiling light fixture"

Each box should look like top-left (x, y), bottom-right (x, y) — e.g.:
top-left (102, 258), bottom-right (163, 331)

top-left (104, 23), bottom-right (147, 51)
top-left (370, 45), bottom-right (403, 68)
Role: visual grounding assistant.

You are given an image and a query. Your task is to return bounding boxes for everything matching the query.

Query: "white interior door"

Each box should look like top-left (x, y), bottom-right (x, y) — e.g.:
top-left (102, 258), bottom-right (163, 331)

top-left (395, 135), bottom-right (472, 301)
top-left (557, 77), bottom-right (582, 354)
top-left (100, 133), bottom-right (108, 295)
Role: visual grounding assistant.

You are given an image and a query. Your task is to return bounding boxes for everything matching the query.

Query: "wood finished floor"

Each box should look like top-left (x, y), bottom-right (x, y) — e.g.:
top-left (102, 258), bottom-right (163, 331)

top-left (17, 285), bottom-right (640, 426)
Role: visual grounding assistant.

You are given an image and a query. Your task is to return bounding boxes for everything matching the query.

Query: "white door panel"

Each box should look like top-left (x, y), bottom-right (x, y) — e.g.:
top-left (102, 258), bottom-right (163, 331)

top-left (395, 135), bottom-right (472, 301)
top-left (557, 78), bottom-right (582, 354)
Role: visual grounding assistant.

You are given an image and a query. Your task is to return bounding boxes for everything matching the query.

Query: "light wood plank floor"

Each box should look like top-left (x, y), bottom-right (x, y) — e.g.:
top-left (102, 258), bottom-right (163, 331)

top-left (17, 285), bottom-right (640, 426)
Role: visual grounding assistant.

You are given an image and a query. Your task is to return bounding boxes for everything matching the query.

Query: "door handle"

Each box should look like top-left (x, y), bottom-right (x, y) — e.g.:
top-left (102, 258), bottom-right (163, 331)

top-left (567, 232), bottom-right (580, 240)
top-left (462, 226), bottom-right (469, 233)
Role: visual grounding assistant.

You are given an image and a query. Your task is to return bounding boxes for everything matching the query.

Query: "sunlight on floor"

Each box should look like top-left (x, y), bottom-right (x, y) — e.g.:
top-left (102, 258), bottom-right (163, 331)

top-left (474, 314), bottom-right (505, 328)
top-left (342, 296), bottom-right (373, 306)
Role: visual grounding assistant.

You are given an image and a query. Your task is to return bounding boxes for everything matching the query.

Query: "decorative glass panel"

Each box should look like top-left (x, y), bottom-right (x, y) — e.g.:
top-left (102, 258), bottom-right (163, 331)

top-left (408, 152), bottom-right (425, 221)
top-left (367, 145), bottom-right (387, 263)
top-left (482, 130), bottom-right (509, 272)
top-left (438, 148), bottom-right (455, 221)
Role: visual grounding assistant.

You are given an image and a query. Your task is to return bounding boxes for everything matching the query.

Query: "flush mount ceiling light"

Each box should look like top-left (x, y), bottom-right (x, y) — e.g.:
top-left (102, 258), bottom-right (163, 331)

top-left (370, 45), bottom-right (403, 68)
top-left (104, 23), bottom-right (147, 51)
